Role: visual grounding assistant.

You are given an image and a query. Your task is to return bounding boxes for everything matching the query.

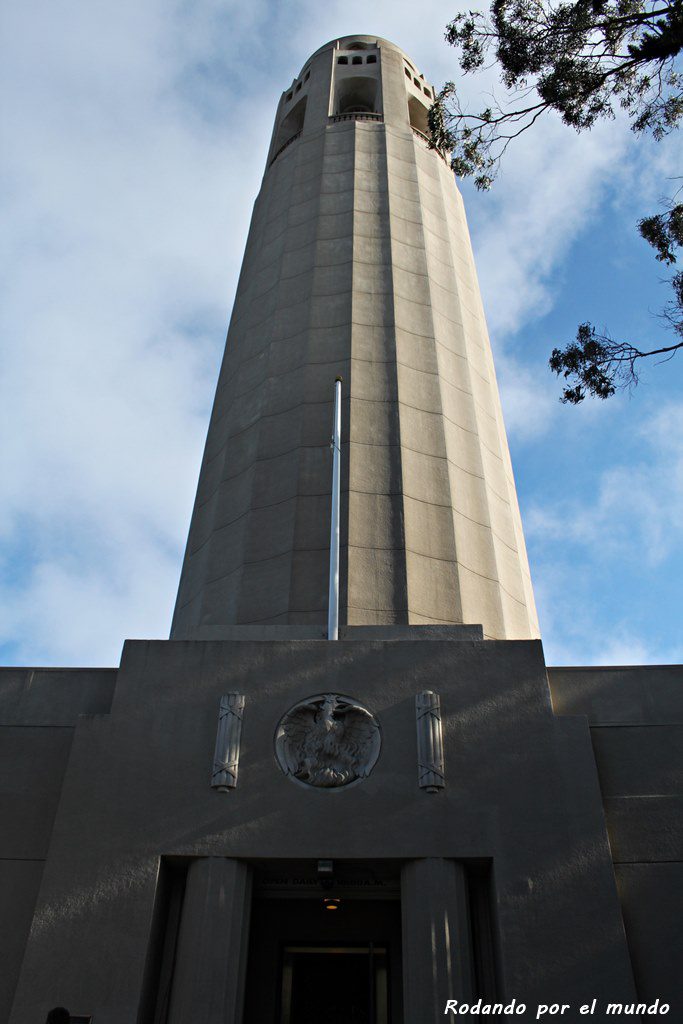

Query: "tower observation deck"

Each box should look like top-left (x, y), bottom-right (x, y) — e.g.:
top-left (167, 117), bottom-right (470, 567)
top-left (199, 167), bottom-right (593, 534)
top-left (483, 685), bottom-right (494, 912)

top-left (171, 35), bottom-right (539, 641)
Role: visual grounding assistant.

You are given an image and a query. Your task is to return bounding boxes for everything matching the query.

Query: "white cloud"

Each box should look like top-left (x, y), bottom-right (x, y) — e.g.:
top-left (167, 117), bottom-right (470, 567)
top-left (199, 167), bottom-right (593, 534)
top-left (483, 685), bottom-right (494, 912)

top-left (526, 400), bottom-right (683, 664)
top-left (494, 354), bottom-right (560, 443)
top-left (542, 615), bottom-right (683, 668)
top-left (473, 117), bottom-right (629, 338)
top-left (527, 401), bottom-right (683, 567)
top-left (591, 633), bottom-right (683, 667)
top-left (0, 0), bottom-right (275, 663)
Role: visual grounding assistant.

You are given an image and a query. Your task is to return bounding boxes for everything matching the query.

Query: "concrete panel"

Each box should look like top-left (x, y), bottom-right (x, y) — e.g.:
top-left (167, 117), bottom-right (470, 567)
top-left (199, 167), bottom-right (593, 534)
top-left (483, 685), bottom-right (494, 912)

top-left (353, 260), bottom-right (392, 296)
top-left (348, 442), bottom-right (402, 495)
top-left (396, 404), bottom-right (448, 458)
top-left (296, 445), bottom-right (332, 494)
top-left (499, 585), bottom-right (539, 641)
top-left (548, 665), bottom-right (683, 724)
top-left (0, 860), bottom-right (44, 1024)
top-left (394, 328), bottom-right (439, 375)
top-left (402, 859), bottom-right (473, 1021)
top-left (210, 462), bottom-right (257, 521)
top-left (348, 491), bottom-right (404, 549)
top-left (403, 496), bottom-right (457, 562)
top-left (446, 464), bottom-right (498, 529)
top-left (0, 726), bottom-right (74, 858)
top-left (591, 725), bottom-right (683, 796)
top-left (236, 552), bottom-right (295, 622)
top-left (291, 493), bottom-right (334, 550)
top-left (459, 567), bottom-right (507, 638)
top-left (0, 668), bottom-right (116, 725)
top-left (616, 863), bottom-right (683, 1008)
top-left (287, 548), bottom-right (330, 615)
top-left (200, 517), bottom-right (251, 583)
top-left (348, 399), bottom-right (396, 447)
top-left (347, 546), bottom-right (409, 614)
top-left (199, 572), bottom-right (242, 626)
top-left (452, 511), bottom-right (503, 582)
top-left (349, 358), bottom-right (397, 403)
top-left (405, 550), bottom-right (462, 623)
top-left (350, 325), bottom-right (396, 364)
top-left (167, 859), bottom-right (252, 1024)
top-left (400, 447), bottom-right (452, 506)
top-left (241, 503), bottom-right (298, 566)
top-left (605, 796), bottom-right (683, 862)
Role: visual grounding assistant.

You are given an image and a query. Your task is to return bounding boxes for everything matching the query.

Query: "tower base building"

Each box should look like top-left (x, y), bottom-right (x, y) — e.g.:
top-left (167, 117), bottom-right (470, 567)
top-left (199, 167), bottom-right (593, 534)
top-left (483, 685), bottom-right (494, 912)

top-left (2, 36), bottom-right (681, 1024)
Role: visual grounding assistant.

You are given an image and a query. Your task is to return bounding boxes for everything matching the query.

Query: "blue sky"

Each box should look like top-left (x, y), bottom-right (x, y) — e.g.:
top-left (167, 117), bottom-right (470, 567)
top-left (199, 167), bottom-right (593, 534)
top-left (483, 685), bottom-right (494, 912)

top-left (1, 0), bottom-right (681, 666)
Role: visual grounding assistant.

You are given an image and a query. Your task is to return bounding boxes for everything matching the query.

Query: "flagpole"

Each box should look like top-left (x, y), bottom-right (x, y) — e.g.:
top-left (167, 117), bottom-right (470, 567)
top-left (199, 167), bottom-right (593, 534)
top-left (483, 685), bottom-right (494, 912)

top-left (327, 377), bottom-right (342, 640)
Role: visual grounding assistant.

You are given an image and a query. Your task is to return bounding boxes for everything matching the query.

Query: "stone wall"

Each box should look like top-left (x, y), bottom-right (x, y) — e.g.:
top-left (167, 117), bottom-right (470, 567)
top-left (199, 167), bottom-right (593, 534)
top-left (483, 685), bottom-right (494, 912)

top-left (548, 664), bottom-right (683, 1005)
top-left (1, 653), bottom-right (680, 1021)
top-left (0, 667), bottom-right (116, 1023)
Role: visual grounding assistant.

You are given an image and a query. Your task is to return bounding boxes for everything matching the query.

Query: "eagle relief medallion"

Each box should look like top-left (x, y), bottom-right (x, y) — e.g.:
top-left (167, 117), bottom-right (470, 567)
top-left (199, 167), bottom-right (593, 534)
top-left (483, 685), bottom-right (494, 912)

top-left (275, 693), bottom-right (381, 788)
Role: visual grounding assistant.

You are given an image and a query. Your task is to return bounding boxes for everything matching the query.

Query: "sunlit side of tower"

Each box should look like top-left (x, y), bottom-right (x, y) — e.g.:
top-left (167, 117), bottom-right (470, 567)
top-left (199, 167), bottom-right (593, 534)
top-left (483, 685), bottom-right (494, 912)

top-left (171, 35), bottom-right (539, 641)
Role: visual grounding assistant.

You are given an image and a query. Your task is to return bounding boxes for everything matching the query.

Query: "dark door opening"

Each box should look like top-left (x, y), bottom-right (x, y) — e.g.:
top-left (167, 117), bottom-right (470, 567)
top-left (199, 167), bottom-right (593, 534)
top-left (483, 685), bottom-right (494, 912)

top-left (243, 861), bottom-right (402, 1023)
top-left (282, 945), bottom-right (388, 1024)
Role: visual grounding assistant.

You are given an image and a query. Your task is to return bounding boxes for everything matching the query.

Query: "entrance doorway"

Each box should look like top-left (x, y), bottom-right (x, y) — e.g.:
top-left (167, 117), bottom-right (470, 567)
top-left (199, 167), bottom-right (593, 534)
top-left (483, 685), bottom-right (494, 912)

top-left (281, 945), bottom-right (388, 1024)
top-left (243, 861), bottom-right (403, 1023)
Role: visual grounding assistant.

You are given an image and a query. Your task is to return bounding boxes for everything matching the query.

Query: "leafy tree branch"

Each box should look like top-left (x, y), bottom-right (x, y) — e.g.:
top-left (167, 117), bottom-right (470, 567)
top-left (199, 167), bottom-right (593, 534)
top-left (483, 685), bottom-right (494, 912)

top-left (429, 0), bottom-right (682, 400)
top-left (550, 200), bottom-right (682, 401)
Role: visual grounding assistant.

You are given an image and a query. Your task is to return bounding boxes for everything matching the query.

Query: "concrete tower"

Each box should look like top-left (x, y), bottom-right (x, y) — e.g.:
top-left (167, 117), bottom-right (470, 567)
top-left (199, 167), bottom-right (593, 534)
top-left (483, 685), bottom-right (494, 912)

top-left (171, 34), bottom-right (539, 642)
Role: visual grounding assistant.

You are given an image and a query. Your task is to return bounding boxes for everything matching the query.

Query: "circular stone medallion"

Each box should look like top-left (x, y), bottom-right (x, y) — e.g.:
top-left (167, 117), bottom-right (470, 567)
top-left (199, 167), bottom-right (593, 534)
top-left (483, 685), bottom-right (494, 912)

top-left (275, 693), bottom-right (381, 789)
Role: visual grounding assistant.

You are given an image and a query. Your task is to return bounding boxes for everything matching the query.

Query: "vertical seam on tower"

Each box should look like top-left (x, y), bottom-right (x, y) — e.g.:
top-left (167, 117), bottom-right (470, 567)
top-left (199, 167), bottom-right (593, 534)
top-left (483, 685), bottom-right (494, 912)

top-left (391, 127), bottom-right (463, 625)
top-left (347, 119), bottom-right (409, 624)
top-left (236, 138), bottom-right (312, 624)
top-left (283, 121), bottom-right (350, 625)
top-left (382, 125), bottom-right (413, 622)
top-left (228, 162), bottom-right (292, 625)
top-left (432, 161), bottom-right (512, 637)
top-left (446, 205), bottom-right (539, 636)
top-left (171, 191), bottom-right (274, 634)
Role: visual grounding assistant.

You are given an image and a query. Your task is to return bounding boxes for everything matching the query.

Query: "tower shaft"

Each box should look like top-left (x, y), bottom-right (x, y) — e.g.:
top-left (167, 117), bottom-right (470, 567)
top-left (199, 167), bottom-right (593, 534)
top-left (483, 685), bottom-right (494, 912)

top-left (171, 36), bottom-right (539, 641)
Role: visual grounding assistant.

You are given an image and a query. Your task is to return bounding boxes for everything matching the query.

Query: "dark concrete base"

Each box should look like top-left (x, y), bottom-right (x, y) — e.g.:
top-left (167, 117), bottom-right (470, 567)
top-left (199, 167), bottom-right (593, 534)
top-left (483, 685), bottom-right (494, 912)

top-left (2, 644), bottom-right (681, 1023)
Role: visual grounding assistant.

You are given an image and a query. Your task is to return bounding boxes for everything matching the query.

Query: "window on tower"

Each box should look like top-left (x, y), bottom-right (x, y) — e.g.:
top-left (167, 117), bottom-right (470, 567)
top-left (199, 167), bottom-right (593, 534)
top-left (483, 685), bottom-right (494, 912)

top-left (335, 76), bottom-right (379, 115)
top-left (273, 96), bottom-right (307, 155)
top-left (408, 95), bottom-right (431, 137)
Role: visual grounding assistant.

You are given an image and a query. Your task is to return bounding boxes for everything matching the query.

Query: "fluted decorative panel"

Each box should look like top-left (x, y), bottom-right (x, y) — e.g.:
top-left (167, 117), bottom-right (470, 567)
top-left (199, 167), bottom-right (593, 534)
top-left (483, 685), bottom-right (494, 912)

top-left (416, 690), bottom-right (445, 792)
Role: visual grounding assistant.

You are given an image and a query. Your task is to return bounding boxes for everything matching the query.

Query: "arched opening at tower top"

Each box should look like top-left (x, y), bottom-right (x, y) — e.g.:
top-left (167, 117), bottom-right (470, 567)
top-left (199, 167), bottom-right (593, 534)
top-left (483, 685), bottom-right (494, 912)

top-left (335, 76), bottom-right (379, 115)
top-left (274, 96), bottom-right (307, 153)
top-left (408, 95), bottom-right (430, 137)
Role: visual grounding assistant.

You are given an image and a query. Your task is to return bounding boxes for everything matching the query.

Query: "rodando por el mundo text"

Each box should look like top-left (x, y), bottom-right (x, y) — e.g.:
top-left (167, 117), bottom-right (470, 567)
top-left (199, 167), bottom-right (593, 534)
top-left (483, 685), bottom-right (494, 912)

top-left (444, 998), bottom-right (670, 1017)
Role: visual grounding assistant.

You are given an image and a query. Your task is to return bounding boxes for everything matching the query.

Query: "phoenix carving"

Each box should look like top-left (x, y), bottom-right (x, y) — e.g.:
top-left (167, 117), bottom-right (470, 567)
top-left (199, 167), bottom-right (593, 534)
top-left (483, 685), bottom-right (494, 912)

top-left (275, 693), bottom-right (381, 788)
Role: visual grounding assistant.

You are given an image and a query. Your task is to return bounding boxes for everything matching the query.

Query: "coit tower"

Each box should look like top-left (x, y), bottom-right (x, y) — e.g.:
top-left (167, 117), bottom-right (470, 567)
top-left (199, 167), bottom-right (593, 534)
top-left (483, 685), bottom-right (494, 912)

top-left (8, 36), bottom-right (664, 1024)
top-left (171, 34), bottom-right (539, 642)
